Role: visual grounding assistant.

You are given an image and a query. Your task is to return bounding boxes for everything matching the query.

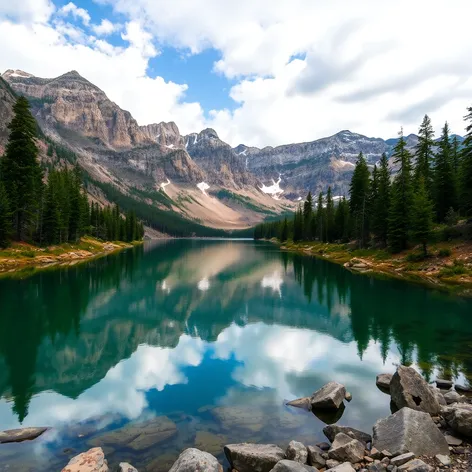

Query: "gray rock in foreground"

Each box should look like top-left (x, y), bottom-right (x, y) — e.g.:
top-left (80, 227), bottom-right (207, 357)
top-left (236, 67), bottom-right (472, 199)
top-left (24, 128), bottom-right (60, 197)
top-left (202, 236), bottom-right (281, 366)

top-left (323, 425), bottom-right (372, 444)
top-left (397, 458), bottom-right (433, 471)
top-left (325, 463), bottom-right (355, 472)
top-left (286, 441), bottom-right (308, 463)
top-left (390, 366), bottom-right (440, 416)
top-left (60, 448), bottom-right (108, 472)
top-left (118, 463), bottom-right (138, 472)
top-left (376, 374), bottom-right (393, 392)
top-left (311, 382), bottom-right (346, 410)
top-left (169, 448), bottom-right (221, 472)
top-left (306, 445), bottom-right (326, 469)
top-left (224, 443), bottom-right (285, 472)
top-left (372, 407), bottom-right (449, 457)
top-left (441, 403), bottom-right (472, 437)
top-left (0, 426), bottom-right (48, 444)
top-left (390, 452), bottom-right (415, 467)
top-left (443, 390), bottom-right (465, 405)
top-left (328, 433), bottom-right (365, 463)
top-left (270, 460), bottom-right (318, 472)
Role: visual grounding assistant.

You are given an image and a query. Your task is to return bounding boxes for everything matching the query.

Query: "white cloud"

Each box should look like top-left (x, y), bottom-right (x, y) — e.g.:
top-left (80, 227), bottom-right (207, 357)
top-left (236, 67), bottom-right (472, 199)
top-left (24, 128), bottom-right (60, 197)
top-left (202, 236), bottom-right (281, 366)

top-left (59, 2), bottom-right (91, 26)
top-left (92, 18), bottom-right (118, 36)
top-left (0, 0), bottom-right (54, 23)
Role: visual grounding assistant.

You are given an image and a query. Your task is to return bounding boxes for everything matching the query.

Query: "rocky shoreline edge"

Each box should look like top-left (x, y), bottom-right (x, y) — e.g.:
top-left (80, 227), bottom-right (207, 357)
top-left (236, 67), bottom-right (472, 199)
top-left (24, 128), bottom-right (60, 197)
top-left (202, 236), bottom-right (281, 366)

top-left (2, 366), bottom-right (471, 472)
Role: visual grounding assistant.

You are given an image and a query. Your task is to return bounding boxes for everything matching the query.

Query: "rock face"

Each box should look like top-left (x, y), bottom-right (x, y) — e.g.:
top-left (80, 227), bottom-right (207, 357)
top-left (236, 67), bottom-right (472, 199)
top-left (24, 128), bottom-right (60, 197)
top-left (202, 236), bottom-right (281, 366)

top-left (0, 76), bottom-right (16, 153)
top-left (140, 121), bottom-right (186, 149)
top-left (270, 460), bottom-right (318, 472)
top-left (0, 426), bottom-right (48, 444)
top-left (61, 447), bottom-right (108, 472)
top-left (390, 366), bottom-right (440, 416)
top-left (286, 440), bottom-right (308, 463)
top-left (306, 446), bottom-right (326, 469)
top-left (441, 403), bottom-right (472, 437)
top-left (168, 448), bottom-right (221, 472)
top-left (372, 407), bottom-right (449, 457)
top-left (376, 374), bottom-right (393, 392)
top-left (328, 433), bottom-right (365, 463)
top-left (311, 382), bottom-right (346, 410)
top-left (224, 443), bottom-right (285, 472)
top-left (323, 425), bottom-right (372, 444)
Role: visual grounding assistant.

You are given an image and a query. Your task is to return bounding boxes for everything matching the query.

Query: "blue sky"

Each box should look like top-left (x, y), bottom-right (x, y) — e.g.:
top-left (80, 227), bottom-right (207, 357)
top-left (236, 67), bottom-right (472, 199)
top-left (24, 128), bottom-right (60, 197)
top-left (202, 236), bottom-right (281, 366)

top-left (1, 0), bottom-right (471, 146)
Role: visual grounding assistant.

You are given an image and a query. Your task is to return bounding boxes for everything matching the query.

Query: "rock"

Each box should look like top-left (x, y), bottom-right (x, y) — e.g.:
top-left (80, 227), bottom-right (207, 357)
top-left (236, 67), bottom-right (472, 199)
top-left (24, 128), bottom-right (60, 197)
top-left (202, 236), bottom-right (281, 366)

top-left (435, 454), bottom-right (451, 466)
top-left (118, 463), bottom-right (138, 472)
top-left (326, 463), bottom-right (356, 472)
top-left (397, 459), bottom-right (433, 471)
top-left (328, 433), bottom-right (365, 463)
top-left (311, 382), bottom-right (346, 410)
top-left (287, 397), bottom-right (312, 411)
top-left (307, 446), bottom-right (326, 469)
top-left (390, 453), bottom-right (415, 467)
top-left (367, 465), bottom-right (387, 472)
top-left (443, 390), bottom-right (465, 405)
top-left (326, 459), bottom-right (341, 469)
top-left (429, 387), bottom-right (446, 407)
top-left (270, 460), bottom-right (318, 472)
top-left (312, 403), bottom-right (346, 424)
top-left (0, 426), bottom-right (48, 444)
top-left (324, 425), bottom-right (372, 445)
top-left (194, 431), bottom-right (227, 456)
top-left (376, 374), bottom-right (393, 392)
top-left (441, 403), bottom-right (472, 436)
top-left (168, 448), bottom-right (221, 472)
top-left (286, 441), bottom-right (308, 464)
top-left (345, 392), bottom-right (353, 402)
top-left (444, 434), bottom-right (462, 446)
top-left (60, 448), bottom-right (108, 472)
top-left (435, 379), bottom-right (453, 389)
top-left (455, 384), bottom-right (472, 394)
top-left (381, 451), bottom-right (392, 459)
top-left (212, 406), bottom-right (266, 432)
top-left (316, 442), bottom-right (331, 451)
top-left (224, 443), bottom-right (285, 472)
top-left (390, 366), bottom-right (440, 416)
top-left (372, 408), bottom-right (449, 456)
top-left (369, 448), bottom-right (382, 460)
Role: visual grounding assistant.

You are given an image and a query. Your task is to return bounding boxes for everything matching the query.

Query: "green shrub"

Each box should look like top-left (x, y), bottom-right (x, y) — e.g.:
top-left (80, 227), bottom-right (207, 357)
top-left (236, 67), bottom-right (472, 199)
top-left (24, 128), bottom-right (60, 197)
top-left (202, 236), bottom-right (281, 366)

top-left (406, 252), bottom-right (427, 262)
top-left (438, 248), bottom-right (452, 257)
top-left (22, 250), bottom-right (36, 258)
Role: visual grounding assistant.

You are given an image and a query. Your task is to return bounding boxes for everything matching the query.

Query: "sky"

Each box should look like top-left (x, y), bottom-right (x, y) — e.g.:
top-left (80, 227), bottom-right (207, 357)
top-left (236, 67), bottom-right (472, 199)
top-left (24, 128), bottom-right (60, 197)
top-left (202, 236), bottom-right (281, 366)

top-left (1, 0), bottom-right (472, 147)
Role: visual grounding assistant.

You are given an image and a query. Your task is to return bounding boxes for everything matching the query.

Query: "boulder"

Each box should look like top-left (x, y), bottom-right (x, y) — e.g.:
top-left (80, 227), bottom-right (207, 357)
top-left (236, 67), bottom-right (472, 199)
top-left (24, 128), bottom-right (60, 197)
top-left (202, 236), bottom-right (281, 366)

top-left (323, 425), bottom-right (372, 445)
top-left (443, 390), bottom-right (465, 405)
top-left (325, 463), bottom-right (355, 472)
top-left (287, 397), bottom-right (312, 411)
top-left (372, 407), bottom-right (449, 457)
top-left (345, 392), bottom-right (352, 402)
top-left (397, 459), bottom-right (433, 471)
top-left (441, 403), bottom-right (472, 437)
top-left (311, 382), bottom-right (346, 410)
top-left (269, 460), bottom-right (318, 472)
top-left (376, 374), bottom-right (393, 392)
top-left (118, 464), bottom-right (138, 472)
top-left (435, 379), bottom-right (453, 389)
top-left (307, 446), bottom-right (326, 469)
top-left (286, 441), bottom-right (308, 463)
top-left (61, 448), bottom-right (108, 472)
top-left (389, 366), bottom-right (440, 416)
top-left (224, 443), bottom-right (285, 472)
top-left (429, 386), bottom-right (446, 406)
top-left (169, 448), bottom-right (221, 472)
top-left (328, 433), bottom-right (365, 463)
top-left (326, 460), bottom-right (341, 469)
top-left (0, 426), bottom-right (48, 444)
top-left (455, 384), bottom-right (472, 394)
top-left (390, 453), bottom-right (415, 467)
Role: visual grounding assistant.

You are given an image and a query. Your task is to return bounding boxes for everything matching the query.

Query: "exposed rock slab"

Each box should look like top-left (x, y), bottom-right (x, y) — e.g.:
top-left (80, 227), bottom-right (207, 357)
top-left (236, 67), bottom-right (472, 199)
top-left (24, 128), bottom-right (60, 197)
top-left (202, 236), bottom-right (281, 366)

top-left (441, 403), bottom-right (472, 437)
top-left (323, 425), bottom-right (371, 444)
top-left (286, 397), bottom-right (312, 411)
top-left (224, 443), bottom-right (285, 472)
top-left (270, 460), bottom-right (318, 472)
top-left (397, 459), bottom-right (433, 471)
top-left (311, 382), bottom-right (346, 410)
top-left (169, 448), bottom-right (221, 472)
top-left (61, 447), bottom-right (108, 472)
top-left (328, 433), bottom-right (364, 463)
top-left (376, 374), bottom-right (393, 392)
top-left (372, 407), bottom-right (449, 456)
top-left (390, 366), bottom-right (440, 415)
top-left (391, 452), bottom-right (415, 467)
top-left (0, 426), bottom-right (48, 444)
top-left (286, 440), bottom-right (308, 463)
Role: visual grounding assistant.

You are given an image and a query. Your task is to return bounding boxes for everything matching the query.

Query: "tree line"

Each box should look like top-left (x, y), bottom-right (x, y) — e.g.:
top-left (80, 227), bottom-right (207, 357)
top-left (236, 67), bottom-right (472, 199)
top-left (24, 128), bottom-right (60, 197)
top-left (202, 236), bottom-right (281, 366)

top-left (255, 106), bottom-right (472, 255)
top-left (0, 96), bottom-right (144, 248)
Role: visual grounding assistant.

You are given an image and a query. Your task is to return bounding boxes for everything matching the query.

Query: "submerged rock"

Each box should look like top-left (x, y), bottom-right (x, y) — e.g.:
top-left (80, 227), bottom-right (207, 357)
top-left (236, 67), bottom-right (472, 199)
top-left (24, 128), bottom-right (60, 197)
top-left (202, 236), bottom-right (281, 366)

top-left (270, 460), bottom-right (318, 472)
top-left (311, 382), bottom-right (346, 410)
top-left (224, 443), bottom-right (285, 472)
top-left (441, 403), bottom-right (472, 437)
top-left (328, 433), bottom-right (365, 463)
top-left (194, 431), bottom-right (227, 456)
top-left (60, 447), bottom-right (108, 472)
top-left (372, 407), bottom-right (449, 456)
top-left (323, 425), bottom-right (372, 445)
top-left (390, 366), bottom-right (440, 416)
top-left (286, 440), bottom-right (308, 463)
top-left (212, 406), bottom-right (266, 432)
top-left (169, 448), bottom-right (221, 472)
top-left (0, 426), bottom-right (48, 444)
top-left (376, 374), bottom-right (393, 392)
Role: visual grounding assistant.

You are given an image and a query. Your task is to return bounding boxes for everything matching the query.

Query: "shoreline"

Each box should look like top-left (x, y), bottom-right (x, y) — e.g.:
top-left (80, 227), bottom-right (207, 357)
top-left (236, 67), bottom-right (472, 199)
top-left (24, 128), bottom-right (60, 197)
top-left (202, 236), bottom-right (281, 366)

top-left (273, 239), bottom-right (472, 297)
top-left (0, 237), bottom-right (143, 278)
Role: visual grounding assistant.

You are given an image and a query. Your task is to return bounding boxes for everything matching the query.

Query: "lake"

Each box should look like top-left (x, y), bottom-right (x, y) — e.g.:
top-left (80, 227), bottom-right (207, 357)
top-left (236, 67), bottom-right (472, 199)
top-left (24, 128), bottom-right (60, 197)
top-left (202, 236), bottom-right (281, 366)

top-left (0, 239), bottom-right (471, 471)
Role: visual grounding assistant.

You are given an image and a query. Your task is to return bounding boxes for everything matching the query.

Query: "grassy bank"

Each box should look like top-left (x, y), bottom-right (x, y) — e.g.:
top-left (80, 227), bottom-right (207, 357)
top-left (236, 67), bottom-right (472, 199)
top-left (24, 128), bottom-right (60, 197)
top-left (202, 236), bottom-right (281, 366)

top-left (277, 239), bottom-right (472, 296)
top-left (0, 237), bottom-right (142, 278)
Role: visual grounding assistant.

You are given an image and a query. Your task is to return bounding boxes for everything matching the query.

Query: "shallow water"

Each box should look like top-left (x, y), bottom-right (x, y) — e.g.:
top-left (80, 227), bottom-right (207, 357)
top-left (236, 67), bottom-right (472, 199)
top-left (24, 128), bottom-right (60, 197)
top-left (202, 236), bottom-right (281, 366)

top-left (0, 239), bottom-right (471, 471)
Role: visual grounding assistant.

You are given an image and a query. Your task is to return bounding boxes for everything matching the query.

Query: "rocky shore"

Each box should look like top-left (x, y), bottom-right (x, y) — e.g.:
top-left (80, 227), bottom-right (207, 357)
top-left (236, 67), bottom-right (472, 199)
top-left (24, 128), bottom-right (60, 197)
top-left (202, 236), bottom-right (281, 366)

top-left (2, 366), bottom-right (471, 472)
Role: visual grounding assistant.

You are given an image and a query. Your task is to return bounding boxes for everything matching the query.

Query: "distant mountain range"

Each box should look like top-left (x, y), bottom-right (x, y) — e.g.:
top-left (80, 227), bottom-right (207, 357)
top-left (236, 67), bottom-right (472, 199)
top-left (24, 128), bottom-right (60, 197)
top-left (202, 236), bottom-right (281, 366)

top-left (0, 69), bottom-right (462, 234)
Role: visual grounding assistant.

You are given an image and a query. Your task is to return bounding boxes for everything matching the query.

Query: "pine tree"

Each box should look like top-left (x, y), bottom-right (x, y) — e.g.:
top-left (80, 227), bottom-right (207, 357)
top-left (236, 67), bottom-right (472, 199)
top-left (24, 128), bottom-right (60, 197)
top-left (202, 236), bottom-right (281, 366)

top-left (434, 122), bottom-right (457, 222)
top-left (414, 115), bottom-right (435, 194)
top-left (325, 187), bottom-right (335, 242)
top-left (388, 130), bottom-right (413, 252)
top-left (460, 105), bottom-right (472, 216)
top-left (334, 196), bottom-right (349, 241)
top-left (293, 206), bottom-right (304, 242)
top-left (0, 181), bottom-right (11, 248)
top-left (303, 191), bottom-right (313, 239)
top-left (316, 192), bottom-right (324, 241)
top-left (42, 176), bottom-right (60, 245)
top-left (411, 177), bottom-right (434, 257)
top-left (349, 152), bottom-right (370, 247)
top-left (372, 153), bottom-right (391, 246)
top-left (0, 96), bottom-right (43, 241)
top-left (279, 217), bottom-right (289, 242)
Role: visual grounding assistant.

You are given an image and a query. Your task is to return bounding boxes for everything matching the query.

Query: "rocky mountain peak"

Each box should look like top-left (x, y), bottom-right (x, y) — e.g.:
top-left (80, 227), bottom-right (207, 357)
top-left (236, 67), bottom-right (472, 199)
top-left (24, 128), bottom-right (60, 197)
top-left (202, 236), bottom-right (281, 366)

top-left (199, 128), bottom-right (219, 140)
top-left (2, 69), bottom-right (34, 80)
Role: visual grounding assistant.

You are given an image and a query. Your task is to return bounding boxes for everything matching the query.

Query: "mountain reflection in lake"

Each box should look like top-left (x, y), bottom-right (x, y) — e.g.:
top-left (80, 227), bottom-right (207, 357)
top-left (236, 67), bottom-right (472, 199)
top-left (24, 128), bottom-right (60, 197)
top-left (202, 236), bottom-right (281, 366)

top-left (0, 240), bottom-right (471, 471)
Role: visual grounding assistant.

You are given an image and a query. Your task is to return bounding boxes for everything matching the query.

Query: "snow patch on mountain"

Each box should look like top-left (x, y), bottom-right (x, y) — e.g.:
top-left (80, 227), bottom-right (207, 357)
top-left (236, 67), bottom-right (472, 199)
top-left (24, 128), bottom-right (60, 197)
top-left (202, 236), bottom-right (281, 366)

top-left (197, 181), bottom-right (210, 195)
top-left (260, 176), bottom-right (284, 200)
top-left (160, 178), bottom-right (171, 193)
top-left (164, 144), bottom-right (175, 149)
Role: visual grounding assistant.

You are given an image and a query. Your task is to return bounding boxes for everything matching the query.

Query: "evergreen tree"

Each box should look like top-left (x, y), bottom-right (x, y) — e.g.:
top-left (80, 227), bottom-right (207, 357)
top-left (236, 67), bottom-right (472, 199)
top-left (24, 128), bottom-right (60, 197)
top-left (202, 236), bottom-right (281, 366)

top-left (433, 122), bottom-right (457, 222)
top-left (0, 181), bottom-right (11, 248)
top-left (372, 153), bottom-right (391, 246)
top-left (460, 105), bottom-right (472, 216)
top-left (334, 196), bottom-right (350, 242)
top-left (293, 206), bottom-right (304, 242)
top-left (411, 177), bottom-right (434, 257)
top-left (414, 114), bottom-right (435, 193)
top-left (325, 187), bottom-right (335, 242)
top-left (388, 130), bottom-right (413, 252)
top-left (0, 97), bottom-right (43, 240)
top-left (349, 152), bottom-right (370, 247)
top-left (42, 176), bottom-right (61, 245)
top-left (316, 192), bottom-right (324, 241)
top-left (451, 135), bottom-right (461, 181)
top-left (303, 191), bottom-right (313, 239)
top-left (279, 217), bottom-right (289, 242)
